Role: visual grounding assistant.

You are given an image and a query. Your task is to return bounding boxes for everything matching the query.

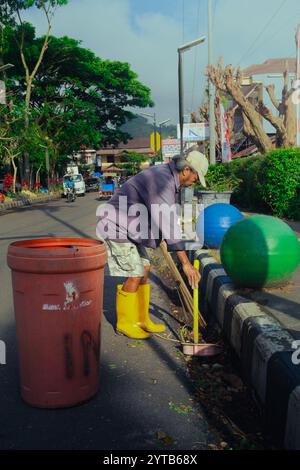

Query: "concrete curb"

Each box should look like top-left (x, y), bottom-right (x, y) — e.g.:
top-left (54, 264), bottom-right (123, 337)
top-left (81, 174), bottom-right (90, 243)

top-left (196, 249), bottom-right (300, 450)
top-left (0, 194), bottom-right (61, 212)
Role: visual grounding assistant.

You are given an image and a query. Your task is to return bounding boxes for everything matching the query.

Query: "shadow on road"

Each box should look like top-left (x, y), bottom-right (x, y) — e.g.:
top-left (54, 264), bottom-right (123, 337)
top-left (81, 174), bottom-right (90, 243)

top-left (0, 320), bottom-right (212, 451)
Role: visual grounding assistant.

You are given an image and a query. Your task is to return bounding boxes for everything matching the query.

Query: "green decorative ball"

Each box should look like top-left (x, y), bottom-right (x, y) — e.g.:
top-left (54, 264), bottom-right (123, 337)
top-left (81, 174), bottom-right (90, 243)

top-left (220, 215), bottom-right (300, 288)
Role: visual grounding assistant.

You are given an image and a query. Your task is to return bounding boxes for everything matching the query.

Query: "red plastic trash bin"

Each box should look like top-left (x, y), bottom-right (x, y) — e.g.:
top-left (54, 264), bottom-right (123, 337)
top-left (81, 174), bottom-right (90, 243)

top-left (7, 238), bottom-right (107, 409)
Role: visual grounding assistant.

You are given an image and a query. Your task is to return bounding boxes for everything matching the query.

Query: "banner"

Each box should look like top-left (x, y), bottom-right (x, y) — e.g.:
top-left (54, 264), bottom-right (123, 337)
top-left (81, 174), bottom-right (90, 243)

top-left (177, 123), bottom-right (210, 142)
top-left (220, 103), bottom-right (232, 162)
top-left (162, 138), bottom-right (185, 162)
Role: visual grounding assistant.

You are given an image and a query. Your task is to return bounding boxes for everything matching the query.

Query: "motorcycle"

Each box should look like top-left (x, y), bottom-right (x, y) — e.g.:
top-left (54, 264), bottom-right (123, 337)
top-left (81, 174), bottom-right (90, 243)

top-left (66, 186), bottom-right (76, 203)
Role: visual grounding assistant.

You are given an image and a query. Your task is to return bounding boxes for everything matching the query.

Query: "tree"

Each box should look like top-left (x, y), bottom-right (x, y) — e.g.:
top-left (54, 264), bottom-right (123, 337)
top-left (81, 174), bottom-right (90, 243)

top-left (257, 66), bottom-right (296, 147)
top-left (121, 153), bottom-right (148, 175)
top-left (0, 103), bottom-right (24, 193)
top-left (208, 58), bottom-right (273, 154)
top-left (0, 1), bottom-right (68, 181)
top-left (4, 32), bottom-right (153, 171)
top-left (208, 58), bottom-right (297, 153)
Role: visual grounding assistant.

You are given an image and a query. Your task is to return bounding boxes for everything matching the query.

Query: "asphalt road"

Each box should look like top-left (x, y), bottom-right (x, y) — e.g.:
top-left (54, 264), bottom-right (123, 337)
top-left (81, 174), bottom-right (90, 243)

top-left (0, 194), bottom-right (218, 451)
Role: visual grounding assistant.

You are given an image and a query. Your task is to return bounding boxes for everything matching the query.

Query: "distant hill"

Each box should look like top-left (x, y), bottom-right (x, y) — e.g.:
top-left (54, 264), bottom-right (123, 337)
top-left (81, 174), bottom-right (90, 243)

top-left (121, 115), bottom-right (177, 139)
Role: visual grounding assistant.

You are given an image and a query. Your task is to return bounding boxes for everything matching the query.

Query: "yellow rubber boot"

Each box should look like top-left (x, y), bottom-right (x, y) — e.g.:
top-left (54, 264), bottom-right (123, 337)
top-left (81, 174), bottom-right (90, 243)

top-left (116, 285), bottom-right (150, 339)
top-left (137, 284), bottom-right (166, 333)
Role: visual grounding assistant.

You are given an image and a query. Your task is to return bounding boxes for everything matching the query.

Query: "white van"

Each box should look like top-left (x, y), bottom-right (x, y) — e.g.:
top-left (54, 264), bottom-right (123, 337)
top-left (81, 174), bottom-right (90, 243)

top-left (63, 174), bottom-right (86, 196)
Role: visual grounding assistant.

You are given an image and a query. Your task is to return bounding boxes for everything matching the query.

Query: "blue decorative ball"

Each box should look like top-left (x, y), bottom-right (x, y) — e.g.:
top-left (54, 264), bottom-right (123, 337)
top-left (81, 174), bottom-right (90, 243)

top-left (196, 203), bottom-right (244, 249)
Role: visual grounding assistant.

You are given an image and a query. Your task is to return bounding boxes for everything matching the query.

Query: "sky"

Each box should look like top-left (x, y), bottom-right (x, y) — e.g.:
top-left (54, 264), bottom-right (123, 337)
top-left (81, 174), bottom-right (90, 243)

top-left (24, 0), bottom-right (300, 125)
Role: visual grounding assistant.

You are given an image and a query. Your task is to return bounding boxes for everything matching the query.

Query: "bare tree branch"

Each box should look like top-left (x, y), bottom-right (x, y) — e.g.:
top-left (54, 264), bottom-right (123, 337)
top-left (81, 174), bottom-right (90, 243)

top-left (266, 85), bottom-right (280, 111)
top-left (257, 101), bottom-right (286, 146)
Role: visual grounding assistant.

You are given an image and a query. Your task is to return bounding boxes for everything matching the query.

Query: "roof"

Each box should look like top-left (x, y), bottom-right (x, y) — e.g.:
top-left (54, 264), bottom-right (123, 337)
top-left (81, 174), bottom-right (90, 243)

top-left (98, 148), bottom-right (153, 156)
top-left (242, 58), bottom-right (296, 77)
top-left (98, 137), bottom-right (152, 152)
top-left (116, 137), bottom-right (152, 149)
top-left (104, 165), bottom-right (126, 172)
top-left (232, 136), bottom-right (276, 159)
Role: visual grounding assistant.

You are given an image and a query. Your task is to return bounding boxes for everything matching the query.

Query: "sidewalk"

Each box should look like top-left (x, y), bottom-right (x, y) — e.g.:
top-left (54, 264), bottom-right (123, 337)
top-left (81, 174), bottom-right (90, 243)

top-left (0, 193), bottom-right (61, 213)
top-left (196, 220), bottom-right (300, 449)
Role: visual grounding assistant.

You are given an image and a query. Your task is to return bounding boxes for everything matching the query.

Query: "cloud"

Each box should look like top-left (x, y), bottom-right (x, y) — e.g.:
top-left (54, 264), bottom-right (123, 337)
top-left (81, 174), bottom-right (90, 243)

top-left (23, 0), bottom-right (300, 125)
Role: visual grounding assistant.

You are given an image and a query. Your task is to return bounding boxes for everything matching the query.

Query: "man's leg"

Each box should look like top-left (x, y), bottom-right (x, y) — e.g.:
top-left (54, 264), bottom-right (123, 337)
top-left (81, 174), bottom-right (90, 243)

top-left (123, 266), bottom-right (150, 292)
top-left (105, 241), bottom-right (152, 338)
top-left (140, 266), bottom-right (151, 285)
top-left (136, 265), bottom-right (166, 333)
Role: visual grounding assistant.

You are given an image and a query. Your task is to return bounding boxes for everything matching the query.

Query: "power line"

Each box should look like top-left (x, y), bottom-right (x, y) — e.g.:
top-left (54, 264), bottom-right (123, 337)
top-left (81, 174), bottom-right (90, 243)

top-left (237, 0), bottom-right (289, 66)
top-left (241, 11), bottom-right (300, 65)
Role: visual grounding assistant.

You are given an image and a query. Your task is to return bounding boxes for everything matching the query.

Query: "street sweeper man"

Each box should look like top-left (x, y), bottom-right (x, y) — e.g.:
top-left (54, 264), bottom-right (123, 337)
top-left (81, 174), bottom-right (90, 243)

top-left (96, 151), bottom-right (209, 340)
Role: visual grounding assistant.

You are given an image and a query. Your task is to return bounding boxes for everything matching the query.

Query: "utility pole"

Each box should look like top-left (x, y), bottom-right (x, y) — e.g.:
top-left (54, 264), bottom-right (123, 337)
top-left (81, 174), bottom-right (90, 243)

top-left (178, 51), bottom-right (185, 156)
top-left (296, 25), bottom-right (300, 147)
top-left (178, 37), bottom-right (206, 157)
top-left (153, 112), bottom-right (157, 154)
top-left (208, 0), bottom-right (216, 164)
top-left (159, 119), bottom-right (171, 161)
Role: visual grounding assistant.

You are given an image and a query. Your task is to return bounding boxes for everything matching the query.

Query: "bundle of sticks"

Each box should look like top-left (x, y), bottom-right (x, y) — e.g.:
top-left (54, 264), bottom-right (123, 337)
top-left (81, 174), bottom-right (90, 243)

top-left (160, 241), bottom-right (207, 329)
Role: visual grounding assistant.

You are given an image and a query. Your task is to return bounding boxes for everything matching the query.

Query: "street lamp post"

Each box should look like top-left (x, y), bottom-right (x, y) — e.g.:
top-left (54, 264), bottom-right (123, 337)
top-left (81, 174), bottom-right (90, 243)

top-left (140, 111), bottom-right (158, 154)
top-left (158, 118), bottom-right (171, 161)
top-left (178, 36), bottom-right (206, 157)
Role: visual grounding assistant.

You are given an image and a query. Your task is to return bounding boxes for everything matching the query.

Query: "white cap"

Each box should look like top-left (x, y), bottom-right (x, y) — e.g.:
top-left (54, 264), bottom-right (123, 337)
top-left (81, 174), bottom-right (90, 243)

top-left (185, 151), bottom-right (209, 187)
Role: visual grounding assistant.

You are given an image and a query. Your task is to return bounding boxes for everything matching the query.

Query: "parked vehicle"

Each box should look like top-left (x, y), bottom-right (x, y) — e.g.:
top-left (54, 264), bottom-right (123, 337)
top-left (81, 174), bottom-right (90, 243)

top-left (63, 174), bottom-right (85, 197)
top-left (85, 177), bottom-right (100, 193)
top-left (98, 176), bottom-right (117, 199)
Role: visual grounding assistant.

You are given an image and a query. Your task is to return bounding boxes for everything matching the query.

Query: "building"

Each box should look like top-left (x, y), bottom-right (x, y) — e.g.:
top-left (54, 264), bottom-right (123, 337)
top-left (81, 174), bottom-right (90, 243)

top-left (241, 58), bottom-right (296, 134)
top-left (72, 148), bottom-right (98, 168)
top-left (70, 137), bottom-right (155, 173)
top-left (97, 137), bottom-right (154, 171)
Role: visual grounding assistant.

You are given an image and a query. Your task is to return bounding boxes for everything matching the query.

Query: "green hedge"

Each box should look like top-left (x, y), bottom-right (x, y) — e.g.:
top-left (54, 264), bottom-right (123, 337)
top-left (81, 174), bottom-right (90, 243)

top-left (207, 148), bottom-right (300, 220)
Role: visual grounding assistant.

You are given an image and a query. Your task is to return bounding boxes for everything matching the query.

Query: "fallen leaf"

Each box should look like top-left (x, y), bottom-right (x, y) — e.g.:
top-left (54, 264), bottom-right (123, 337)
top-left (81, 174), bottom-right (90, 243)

top-left (156, 431), bottom-right (174, 445)
top-left (128, 341), bottom-right (145, 349)
top-left (168, 401), bottom-right (194, 414)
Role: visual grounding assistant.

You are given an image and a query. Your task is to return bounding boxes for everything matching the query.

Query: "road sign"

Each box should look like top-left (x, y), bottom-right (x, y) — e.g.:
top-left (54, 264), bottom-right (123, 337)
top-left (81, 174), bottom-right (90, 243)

top-left (162, 138), bottom-right (185, 161)
top-left (150, 132), bottom-right (161, 153)
top-left (177, 123), bottom-right (210, 142)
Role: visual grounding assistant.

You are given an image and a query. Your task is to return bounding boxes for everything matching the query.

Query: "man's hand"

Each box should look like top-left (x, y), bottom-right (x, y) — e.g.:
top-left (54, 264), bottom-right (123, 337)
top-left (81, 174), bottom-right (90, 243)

top-left (182, 262), bottom-right (201, 289)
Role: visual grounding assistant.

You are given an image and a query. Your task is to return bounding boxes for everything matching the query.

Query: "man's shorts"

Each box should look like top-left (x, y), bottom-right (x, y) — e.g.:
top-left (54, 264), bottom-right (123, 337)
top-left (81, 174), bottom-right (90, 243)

top-left (105, 240), bottom-right (151, 277)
